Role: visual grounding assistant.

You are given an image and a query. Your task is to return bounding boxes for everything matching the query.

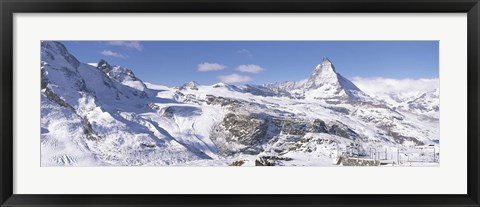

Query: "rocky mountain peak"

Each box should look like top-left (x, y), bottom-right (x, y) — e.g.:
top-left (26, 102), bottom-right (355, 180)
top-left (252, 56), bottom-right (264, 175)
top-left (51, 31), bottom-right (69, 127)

top-left (41, 41), bottom-right (68, 54)
top-left (96, 59), bottom-right (138, 81)
top-left (318, 56), bottom-right (335, 71)
top-left (97, 59), bottom-right (112, 72)
top-left (180, 81), bottom-right (200, 90)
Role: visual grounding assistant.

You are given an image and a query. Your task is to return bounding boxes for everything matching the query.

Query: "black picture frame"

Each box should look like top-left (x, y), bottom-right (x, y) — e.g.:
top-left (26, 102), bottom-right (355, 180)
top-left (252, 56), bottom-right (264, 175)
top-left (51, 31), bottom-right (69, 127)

top-left (1, 0), bottom-right (479, 206)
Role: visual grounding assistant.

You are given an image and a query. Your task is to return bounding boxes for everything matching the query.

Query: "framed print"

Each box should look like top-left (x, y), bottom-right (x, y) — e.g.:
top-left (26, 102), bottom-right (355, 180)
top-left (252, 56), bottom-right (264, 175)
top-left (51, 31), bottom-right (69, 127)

top-left (1, 0), bottom-right (479, 206)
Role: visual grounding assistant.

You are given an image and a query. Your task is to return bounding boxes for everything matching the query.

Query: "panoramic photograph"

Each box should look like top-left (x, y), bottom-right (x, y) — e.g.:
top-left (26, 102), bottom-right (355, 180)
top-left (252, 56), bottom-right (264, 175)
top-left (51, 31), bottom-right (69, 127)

top-left (40, 41), bottom-right (439, 166)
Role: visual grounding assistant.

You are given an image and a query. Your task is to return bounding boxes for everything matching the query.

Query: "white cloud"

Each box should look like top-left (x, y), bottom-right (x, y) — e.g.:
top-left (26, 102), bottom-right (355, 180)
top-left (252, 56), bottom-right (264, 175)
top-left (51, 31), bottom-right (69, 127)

top-left (217, 73), bottom-right (252, 84)
top-left (235, 64), bottom-right (264, 73)
top-left (100, 50), bottom-right (126, 59)
top-left (106, 41), bottom-right (143, 51)
top-left (197, 62), bottom-right (227, 72)
top-left (351, 77), bottom-right (439, 105)
top-left (237, 49), bottom-right (253, 57)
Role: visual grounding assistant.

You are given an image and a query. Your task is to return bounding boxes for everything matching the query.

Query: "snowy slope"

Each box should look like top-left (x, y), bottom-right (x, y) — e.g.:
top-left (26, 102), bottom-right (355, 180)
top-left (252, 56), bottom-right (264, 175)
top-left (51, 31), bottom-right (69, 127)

top-left (41, 41), bottom-right (439, 166)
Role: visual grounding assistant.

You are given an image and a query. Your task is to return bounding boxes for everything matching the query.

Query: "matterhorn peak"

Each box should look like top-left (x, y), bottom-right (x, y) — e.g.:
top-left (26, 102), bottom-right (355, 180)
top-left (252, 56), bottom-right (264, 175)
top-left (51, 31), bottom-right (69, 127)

top-left (305, 56), bottom-right (339, 89)
top-left (314, 56), bottom-right (336, 72)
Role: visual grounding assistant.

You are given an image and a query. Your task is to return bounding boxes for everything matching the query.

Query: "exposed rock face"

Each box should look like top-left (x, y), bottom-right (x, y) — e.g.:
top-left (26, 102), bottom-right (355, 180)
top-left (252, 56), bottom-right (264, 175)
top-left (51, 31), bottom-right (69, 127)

top-left (95, 59), bottom-right (149, 98)
top-left (41, 67), bottom-right (49, 89)
top-left (241, 84), bottom-right (279, 97)
top-left (272, 118), bottom-right (344, 137)
top-left (338, 156), bottom-right (380, 166)
top-left (209, 102), bottom-right (364, 157)
top-left (82, 116), bottom-right (101, 141)
top-left (97, 59), bottom-right (112, 73)
top-left (224, 113), bottom-right (268, 145)
top-left (162, 106), bottom-right (176, 118)
top-left (311, 119), bottom-right (328, 133)
top-left (390, 131), bottom-right (424, 146)
top-left (272, 119), bottom-right (308, 136)
top-left (43, 87), bottom-right (74, 110)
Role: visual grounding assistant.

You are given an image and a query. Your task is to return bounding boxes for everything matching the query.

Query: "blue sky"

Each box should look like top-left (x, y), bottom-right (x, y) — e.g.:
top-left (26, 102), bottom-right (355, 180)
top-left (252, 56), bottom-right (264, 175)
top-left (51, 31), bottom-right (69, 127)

top-left (61, 41), bottom-right (439, 87)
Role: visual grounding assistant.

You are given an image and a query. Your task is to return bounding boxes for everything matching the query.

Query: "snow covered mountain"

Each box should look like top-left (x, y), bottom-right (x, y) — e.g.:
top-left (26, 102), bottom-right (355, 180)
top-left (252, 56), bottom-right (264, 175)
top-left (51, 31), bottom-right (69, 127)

top-left (263, 80), bottom-right (305, 98)
top-left (41, 41), bottom-right (207, 166)
top-left (303, 57), bottom-right (369, 101)
top-left (41, 41), bottom-right (439, 166)
top-left (350, 77), bottom-right (439, 119)
top-left (397, 88), bottom-right (440, 118)
top-left (260, 57), bottom-right (371, 101)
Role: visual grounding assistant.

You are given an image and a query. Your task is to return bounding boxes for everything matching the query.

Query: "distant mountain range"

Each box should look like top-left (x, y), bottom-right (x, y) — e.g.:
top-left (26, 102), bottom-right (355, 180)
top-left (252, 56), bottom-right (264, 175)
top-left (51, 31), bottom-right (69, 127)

top-left (41, 41), bottom-right (439, 166)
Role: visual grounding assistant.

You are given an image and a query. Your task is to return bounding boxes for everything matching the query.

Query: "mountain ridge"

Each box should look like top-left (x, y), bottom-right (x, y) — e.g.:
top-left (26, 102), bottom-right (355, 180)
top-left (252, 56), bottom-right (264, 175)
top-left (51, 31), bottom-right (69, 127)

top-left (40, 41), bottom-right (439, 166)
